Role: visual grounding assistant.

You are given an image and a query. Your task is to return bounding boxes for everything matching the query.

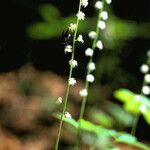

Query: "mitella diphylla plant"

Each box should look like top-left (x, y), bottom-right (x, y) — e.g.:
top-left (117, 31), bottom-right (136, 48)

top-left (114, 49), bottom-right (150, 135)
top-left (55, 0), bottom-right (88, 149)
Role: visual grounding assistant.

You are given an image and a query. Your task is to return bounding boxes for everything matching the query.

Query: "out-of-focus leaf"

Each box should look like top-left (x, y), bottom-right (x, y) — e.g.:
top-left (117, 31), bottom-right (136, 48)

top-left (39, 4), bottom-right (60, 22)
top-left (88, 109), bottom-right (114, 128)
top-left (107, 102), bottom-right (134, 128)
top-left (114, 89), bottom-right (134, 103)
top-left (114, 88), bottom-right (150, 124)
top-left (55, 116), bottom-right (149, 150)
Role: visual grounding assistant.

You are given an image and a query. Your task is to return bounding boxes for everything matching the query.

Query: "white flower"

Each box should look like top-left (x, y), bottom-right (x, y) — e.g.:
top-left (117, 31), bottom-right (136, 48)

top-left (80, 89), bottom-right (88, 97)
top-left (134, 95), bottom-right (141, 102)
top-left (69, 59), bottom-right (78, 68)
top-left (85, 48), bottom-right (94, 56)
top-left (98, 20), bottom-right (106, 30)
top-left (95, 1), bottom-right (103, 9)
top-left (100, 11), bottom-right (108, 20)
top-left (69, 23), bottom-right (77, 32)
top-left (76, 11), bottom-right (85, 20)
top-left (144, 74), bottom-right (150, 83)
top-left (96, 40), bottom-right (103, 50)
top-left (140, 64), bottom-right (149, 74)
top-left (88, 62), bottom-right (96, 71)
top-left (65, 45), bottom-right (72, 53)
top-left (64, 112), bottom-right (72, 119)
top-left (56, 97), bottom-right (63, 104)
top-left (106, 0), bottom-right (112, 4)
top-left (77, 34), bottom-right (84, 43)
top-left (142, 85), bottom-right (150, 95)
top-left (88, 31), bottom-right (96, 39)
top-left (69, 78), bottom-right (76, 86)
top-left (86, 74), bottom-right (95, 83)
top-left (81, 0), bottom-right (88, 8)
top-left (140, 105), bottom-right (147, 114)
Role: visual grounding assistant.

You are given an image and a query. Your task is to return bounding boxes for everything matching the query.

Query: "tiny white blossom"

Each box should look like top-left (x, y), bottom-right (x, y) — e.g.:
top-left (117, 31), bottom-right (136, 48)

top-left (88, 31), bottom-right (96, 39)
top-left (81, 0), bottom-right (88, 8)
top-left (142, 85), bottom-right (150, 95)
top-left (77, 34), bottom-right (84, 43)
top-left (64, 112), bottom-right (72, 119)
top-left (98, 20), bottom-right (106, 30)
top-left (88, 62), bottom-right (96, 71)
top-left (100, 11), bottom-right (108, 20)
top-left (87, 74), bottom-right (95, 83)
top-left (80, 89), bottom-right (88, 97)
top-left (96, 40), bottom-right (103, 50)
top-left (85, 48), bottom-right (94, 56)
top-left (69, 59), bottom-right (78, 68)
top-left (76, 11), bottom-right (85, 20)
top-left (140, 64), bottom-right (149, 74)
top-left (65, 45), bottom-right (72, 53)
top-left (95, 1), bottom-right (103, 9)
top-left (144, 74), bottom-right (150, 83)
top-left (69, 23), bottom-right (77, 32)
top-left (140, 105), bottom-right (147, 113)
top-left (106, 0), bottom-right (112, 4)
top-left (134, 95), bottom-right (141, 102)
top-left (56, 97), bottom-right (63, 104)
top-left (69, 78), bottom-right (76, 86)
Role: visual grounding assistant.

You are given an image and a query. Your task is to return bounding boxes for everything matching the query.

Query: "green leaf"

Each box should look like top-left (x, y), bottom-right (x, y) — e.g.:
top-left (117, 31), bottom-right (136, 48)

top-left (39, 4), bottom-right (60, 22)
top-left (115, 133), bottom-right (137, 144)
top-left (114, 88), bottom-right (135, 103)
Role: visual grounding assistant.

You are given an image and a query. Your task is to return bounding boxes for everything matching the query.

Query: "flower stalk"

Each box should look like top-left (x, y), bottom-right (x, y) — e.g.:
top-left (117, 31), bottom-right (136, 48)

top-left (55, 0), bottom-right (86, 149)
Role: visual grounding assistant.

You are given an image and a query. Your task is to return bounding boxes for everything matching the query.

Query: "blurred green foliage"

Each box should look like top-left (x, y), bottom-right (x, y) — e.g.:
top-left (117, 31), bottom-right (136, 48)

top-left (114, 88), bottom-right (150, 124)
top-left (27, 4), bottom-right (150, 49)
top-left (55, 114), bottom-right (149, 150)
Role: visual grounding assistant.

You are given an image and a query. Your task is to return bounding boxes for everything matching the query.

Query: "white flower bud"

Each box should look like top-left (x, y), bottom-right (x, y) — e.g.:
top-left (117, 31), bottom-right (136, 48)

top-left (85, 48), bottom-right (94, 56)
top-left (140, 64), bottom-right (149, 74)
top-left (88, 62), bottom-right (96, 71)
top-left (64, 112), bottom-right (72, 119)
top-left (69, 60), bottom-right (78, 68)
top-left (80, 89), bottom-right (88, 97)
top-left (65, 45), bottom-right (72, 53)
top-left (69, 78), bottom-right (76, 86)
top-left (56, 97), bottom-right (63, 104)
top-left (140, 105), bottom-right (147, 114)
top-left (88, 31), bottom-right (96, 39)
top-left (81, 0), bottom-right (88, 8)
top-left (69, 23), bottom-right (77, 32)
top-left (144, 74), bottom-right (150, 83)
top-left (142, 85), bottom-right (150, 95)
top-left (95, 1), bottom-right (103, 9)
top-left (76, 11), bottom-right (85, 20)
top-left (86, 74), bottom-right (95, 83)
top-left (100, 11), bottom-right (108, 20)
top-left (77, 34), bottom-right (84, 43)
top-left (106, 0), bottom-right (112, 4)
top-left (96, 40), bottom-right (103, 50)
top-left (98, 20), bottom-right (106, 30)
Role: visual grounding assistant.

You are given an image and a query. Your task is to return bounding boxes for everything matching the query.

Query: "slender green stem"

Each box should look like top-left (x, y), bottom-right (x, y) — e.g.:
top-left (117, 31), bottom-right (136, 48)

top-left (55, 1), bottom-right (82, 150)
top-left (131, 114), bottom-right (140, 136)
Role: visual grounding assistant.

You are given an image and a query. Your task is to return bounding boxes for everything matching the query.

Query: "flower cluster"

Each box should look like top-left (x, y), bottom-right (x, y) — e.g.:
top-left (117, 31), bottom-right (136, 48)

top-left (140, 50), bottom-right (150, 95)
top-left (79, 0), bottom-right (110, 97)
